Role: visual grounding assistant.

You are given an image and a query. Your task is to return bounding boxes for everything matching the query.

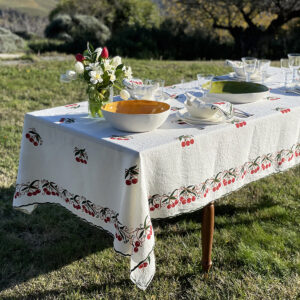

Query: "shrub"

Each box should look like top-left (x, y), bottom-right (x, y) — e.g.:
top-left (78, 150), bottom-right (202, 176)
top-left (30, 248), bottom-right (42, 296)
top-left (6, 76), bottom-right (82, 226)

top-left (0, 27), bottom-right (26, 53)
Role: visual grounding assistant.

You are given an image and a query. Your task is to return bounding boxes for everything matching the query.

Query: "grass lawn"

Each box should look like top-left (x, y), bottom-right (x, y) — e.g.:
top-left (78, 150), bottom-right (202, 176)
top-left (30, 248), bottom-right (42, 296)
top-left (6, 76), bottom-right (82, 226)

top-left (0, 58), bottom-right (299, 299)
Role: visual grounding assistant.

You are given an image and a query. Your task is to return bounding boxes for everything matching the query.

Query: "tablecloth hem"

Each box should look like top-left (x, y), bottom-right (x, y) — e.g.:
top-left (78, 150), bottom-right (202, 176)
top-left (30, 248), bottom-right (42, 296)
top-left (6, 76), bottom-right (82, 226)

top-left (150, 161), bottom-right (300, 221)
top-left (13, 201), bottom-right (133, 257)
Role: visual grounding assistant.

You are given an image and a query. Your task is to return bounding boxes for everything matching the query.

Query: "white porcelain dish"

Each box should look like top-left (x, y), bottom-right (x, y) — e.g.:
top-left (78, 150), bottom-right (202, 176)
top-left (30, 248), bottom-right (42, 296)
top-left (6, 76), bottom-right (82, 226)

top-left (176, 108), bottom-right (232, 125)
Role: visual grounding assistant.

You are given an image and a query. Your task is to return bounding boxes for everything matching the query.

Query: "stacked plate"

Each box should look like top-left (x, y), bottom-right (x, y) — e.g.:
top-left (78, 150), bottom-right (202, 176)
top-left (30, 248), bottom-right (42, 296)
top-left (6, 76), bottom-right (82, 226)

top-left (176, 95), bottom-right (234, 125)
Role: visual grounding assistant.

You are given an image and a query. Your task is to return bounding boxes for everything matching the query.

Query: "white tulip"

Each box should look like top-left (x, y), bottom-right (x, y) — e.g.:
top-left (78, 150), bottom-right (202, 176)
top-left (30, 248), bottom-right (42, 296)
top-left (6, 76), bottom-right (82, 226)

top-left (124, 66), bottom-right (132, 80)
top-left (74, 61), bottom-right (84, 74)
top-left (110, 73), bottom-right (116, 82)
top-left (104, 59), bottom-right (113, 71)
top-left (95, 47), bottom-right (103, 60)
top-left (112, 56), bottom-right (122, 67)
top-left (120, 89), bottom-right (130, 100)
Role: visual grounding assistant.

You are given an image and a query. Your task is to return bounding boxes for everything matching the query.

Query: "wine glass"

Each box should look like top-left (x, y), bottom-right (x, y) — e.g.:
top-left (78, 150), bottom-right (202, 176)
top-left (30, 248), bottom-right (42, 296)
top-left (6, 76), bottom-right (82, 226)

top-left (197, 73), bottom-right (214, 98)
top-left (288, 53), bottom-right (300, 83)
top-left (281, 58), bottom-right (292, 90)
top-left (242, 57), bottom-right (257, 82)
top-left (257, 59), bottom-right (270, 84)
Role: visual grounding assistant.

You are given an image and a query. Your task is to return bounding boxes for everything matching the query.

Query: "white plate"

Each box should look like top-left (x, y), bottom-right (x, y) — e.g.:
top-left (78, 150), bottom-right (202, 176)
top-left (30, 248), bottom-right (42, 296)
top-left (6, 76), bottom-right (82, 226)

top-left (229, 72), bottom-right (274, 82)
top-left (176, 108), bottom-right (232, 125)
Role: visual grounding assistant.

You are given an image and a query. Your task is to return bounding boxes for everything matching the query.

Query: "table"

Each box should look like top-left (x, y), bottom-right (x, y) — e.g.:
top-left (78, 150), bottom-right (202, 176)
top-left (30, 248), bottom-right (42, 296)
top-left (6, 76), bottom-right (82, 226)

top-left (13, 67), bottom-right (300, 290)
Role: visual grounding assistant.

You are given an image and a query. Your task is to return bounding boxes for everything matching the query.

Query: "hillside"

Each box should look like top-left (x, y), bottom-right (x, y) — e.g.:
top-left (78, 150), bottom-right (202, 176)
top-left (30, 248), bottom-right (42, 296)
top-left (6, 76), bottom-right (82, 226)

top-left (0, 0), bottom-right (57, 17)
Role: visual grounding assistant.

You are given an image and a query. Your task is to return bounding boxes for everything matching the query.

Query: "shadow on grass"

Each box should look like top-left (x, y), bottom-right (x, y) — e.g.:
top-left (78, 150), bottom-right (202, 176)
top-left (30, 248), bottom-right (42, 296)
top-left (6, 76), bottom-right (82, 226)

top-left (0, 186), bottom-right (113, 292)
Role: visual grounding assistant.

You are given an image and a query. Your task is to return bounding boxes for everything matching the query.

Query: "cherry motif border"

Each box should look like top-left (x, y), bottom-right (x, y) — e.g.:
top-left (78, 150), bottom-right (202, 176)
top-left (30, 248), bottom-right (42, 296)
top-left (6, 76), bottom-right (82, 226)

top-left (14, 180), bottom-right (153, 269)
top-left (148, 142), bottom-right (300, 211)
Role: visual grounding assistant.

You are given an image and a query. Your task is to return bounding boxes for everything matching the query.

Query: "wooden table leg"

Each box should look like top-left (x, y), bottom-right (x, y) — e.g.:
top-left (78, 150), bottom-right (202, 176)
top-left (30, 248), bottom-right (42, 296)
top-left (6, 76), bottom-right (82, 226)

top-left (201, 202), bottom-right (215, 272)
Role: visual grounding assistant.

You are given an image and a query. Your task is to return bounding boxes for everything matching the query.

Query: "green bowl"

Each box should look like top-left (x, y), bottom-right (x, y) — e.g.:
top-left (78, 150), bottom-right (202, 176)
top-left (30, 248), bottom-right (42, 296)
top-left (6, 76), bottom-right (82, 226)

top-left (206, 81), bottom-right (269, 104)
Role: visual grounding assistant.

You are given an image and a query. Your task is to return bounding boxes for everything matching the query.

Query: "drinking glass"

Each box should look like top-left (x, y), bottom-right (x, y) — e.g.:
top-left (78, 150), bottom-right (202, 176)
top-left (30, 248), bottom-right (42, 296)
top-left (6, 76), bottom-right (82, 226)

top-left (281, 58), bottom-right (292, 90)
top-left (197, 74), bottom-right (214, 98)
top-left (288, 53), bottom-right (300, 83)
top-left (148, 79), bottom-right (165, 100)
top-left (241, 57), bottom-right (257, 82)
top-left (258, 59), bottom-right (270, 84)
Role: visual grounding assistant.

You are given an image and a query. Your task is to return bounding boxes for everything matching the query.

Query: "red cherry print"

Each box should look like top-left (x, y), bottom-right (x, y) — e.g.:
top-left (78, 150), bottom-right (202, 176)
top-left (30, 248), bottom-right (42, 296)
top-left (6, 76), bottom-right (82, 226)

top-left (84, 160), bottom-right (87, 164)
top-left (126, 180), bottom-right (132, 185)
top-left (181, 141), bottom-right (186, 147)
top-left (190, 139), bottom-right (194, 144)
top-left (76, 157), bottom-right (80, 162)
top-left (182, 200), bottom-right (186, 204)
top-left (186, 141), bottom-right (190, 146)
top-left (135, 241), bottom-right (140, 247)
top-left (239, 122), bottom-right (243, 127)
top-left (204, 193), bottom-right (207, 197)
top-left (147, 234), bottom-right (151, 239)
top-left (80, 159), bottom-right (85, 163)
top-left (150, 207), bottom-right (155, 211)
top-left (282, 158), bottom-right (285, 162)
top-left (132, 178), bottom-right (138, 184)
top-left (172, 203), bottom-right (175, 207)
top-left (139, 264), bottom-right (143, 269)
top-left (180, 197), bottom-right (184, 201)
top-left (106, 217), bottom-right (110, 222)
top-left (134, 247), bottom-right (139, 253)
top-left (251, 170), bottom-right (254, 174)
top-left (218, 182), bottom-right (221, 188)
top-left (175, 200), bottom-right (179, 204)
top-left (213, 187), bottom-right (216, 192)
top-left (243, 121), bottom-right (246, 126)
top-left (52, 191), bottom-right (56, 195)
top-left (167, 204), bottom-right (171, 209)
top-left (232, 178), bottom-right (235, 183)
top-left (278, 162), bottom-right (282, 166)
top-left (27, 192), bottom-right (32, 197)
top-left (187, 198), bottom-right (191, 203)
top-left (25, 133), bottom-right (30, 139)
top-left (118, 235), bottom-right (122, 241)
top-left (29, 138), bottom-right (34, 143)
top-left (192, 196), bottom-right (196, 201)
top-left (235, 123), bottom-right (239, 128)
top-left (37, 189), bottom-right (41, 193)
top-left (43, 188), bottom-right (47, 192)
top-left (47, 191), bottom-right (51, 195)
top-left (143, 262), bottom-right (148, 267)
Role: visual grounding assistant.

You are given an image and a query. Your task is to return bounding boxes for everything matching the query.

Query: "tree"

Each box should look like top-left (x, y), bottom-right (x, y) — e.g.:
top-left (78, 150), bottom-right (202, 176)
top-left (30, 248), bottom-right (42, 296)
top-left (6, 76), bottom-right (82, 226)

top-left (49, 0), bottom-right (161, 32)
top-left (163, 0), bottom-right (300, 57)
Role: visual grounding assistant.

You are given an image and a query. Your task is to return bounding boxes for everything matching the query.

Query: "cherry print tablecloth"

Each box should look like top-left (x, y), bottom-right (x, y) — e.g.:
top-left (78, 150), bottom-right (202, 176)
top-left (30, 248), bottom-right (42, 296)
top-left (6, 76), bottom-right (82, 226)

top-left (13, 67), bottom-right (300, 290)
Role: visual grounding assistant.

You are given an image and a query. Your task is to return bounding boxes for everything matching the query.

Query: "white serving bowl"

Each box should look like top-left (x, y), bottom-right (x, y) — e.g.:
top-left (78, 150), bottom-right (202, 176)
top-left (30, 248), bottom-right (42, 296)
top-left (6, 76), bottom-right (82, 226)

top-left (206, 81), bottom-right (270, 104)
top-left (102, 100), bottom-right (170, 132)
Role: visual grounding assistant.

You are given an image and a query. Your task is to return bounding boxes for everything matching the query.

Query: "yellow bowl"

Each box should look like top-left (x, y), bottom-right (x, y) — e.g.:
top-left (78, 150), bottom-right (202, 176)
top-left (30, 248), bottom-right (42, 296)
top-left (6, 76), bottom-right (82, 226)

top-left (102, 100), bottom-right (170, 132)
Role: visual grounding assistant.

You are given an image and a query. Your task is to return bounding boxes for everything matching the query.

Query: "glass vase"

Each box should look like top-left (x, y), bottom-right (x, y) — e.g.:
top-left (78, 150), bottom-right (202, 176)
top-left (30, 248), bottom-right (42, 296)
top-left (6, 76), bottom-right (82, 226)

top-left (88, 86), bottom-right (113, 118)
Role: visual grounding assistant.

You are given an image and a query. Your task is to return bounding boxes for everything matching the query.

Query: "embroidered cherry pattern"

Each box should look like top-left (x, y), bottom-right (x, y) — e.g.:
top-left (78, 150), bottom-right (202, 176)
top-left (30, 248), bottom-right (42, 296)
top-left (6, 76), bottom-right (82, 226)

top-left (25, 128), bottom-right (43, 146)
top-left (275, 107), bottom-right (291, 114)
top-left (178, 135), bottom-right (194, 147)
top-left (74, 147), bottom-right (88, 164)
top-left (125, 165), bottom-right (139, 185)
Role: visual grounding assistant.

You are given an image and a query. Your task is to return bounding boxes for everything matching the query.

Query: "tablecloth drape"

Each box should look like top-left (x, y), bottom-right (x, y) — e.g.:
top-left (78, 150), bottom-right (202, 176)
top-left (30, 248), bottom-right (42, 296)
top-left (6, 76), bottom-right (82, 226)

top-left (13, 67), bottom-right (300, 289)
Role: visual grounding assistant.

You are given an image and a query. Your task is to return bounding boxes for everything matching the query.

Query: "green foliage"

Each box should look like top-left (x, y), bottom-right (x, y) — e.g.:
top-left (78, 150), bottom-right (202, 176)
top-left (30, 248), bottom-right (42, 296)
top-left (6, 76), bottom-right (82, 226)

top-left (0, 27), bottom-right (26, 53)
top-left (108, 20), bottom-right (234, 60)
top-left (50, 0), bottom-right (160, 30)
top-left (0, 58), bottom-right (299, 299)
top-left (43, 14), bottom-right (111, 53)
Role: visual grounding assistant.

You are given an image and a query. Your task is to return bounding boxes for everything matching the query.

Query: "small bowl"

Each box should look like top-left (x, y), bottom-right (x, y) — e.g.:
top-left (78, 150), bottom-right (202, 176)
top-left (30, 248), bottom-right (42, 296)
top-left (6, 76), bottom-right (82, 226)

top-left (102, 100), bottom-right (170, 132)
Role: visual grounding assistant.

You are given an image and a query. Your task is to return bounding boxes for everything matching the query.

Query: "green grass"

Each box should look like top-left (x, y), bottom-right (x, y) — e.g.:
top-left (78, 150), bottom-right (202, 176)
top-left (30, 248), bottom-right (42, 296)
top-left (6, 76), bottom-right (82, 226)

top-left (0, 58), bottom-right (299, 299)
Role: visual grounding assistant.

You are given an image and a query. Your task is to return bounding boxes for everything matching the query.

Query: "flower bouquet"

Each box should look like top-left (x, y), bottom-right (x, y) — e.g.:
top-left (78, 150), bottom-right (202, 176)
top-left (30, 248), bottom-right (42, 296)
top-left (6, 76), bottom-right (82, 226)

top-left (61, 43), bottom-right (132, 118)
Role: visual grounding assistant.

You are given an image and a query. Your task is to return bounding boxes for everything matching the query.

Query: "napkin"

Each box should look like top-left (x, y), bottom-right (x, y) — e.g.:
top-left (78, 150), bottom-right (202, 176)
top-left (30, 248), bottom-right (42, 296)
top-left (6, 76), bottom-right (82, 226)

top-left (185, 93), bottom-right (233, 119)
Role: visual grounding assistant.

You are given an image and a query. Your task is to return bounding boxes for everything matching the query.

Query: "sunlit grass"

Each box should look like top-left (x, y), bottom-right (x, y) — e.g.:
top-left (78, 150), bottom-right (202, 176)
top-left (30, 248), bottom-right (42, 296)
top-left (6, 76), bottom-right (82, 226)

top-left (0, 58), bottom-right (299, 299)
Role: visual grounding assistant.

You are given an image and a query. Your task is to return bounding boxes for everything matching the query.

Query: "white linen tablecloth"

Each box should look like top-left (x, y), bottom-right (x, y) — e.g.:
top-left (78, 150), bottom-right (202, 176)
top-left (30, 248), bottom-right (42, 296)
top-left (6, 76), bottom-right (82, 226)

top-left (13, 67), bottom-right (300, 289)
